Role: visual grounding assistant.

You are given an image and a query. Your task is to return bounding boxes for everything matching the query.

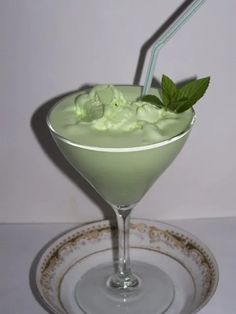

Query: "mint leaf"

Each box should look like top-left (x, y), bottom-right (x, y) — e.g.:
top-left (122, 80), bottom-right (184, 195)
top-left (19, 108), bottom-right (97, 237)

top-left (140, 75), bottom-right (210, 114)
top-left (161, 75), bottom-right (178, 109)
top-left (176, 77), bottom-right (210, 111)
top-left (173, 98), bottom-right (192, 113)
top-left (141, 95), bottom-right (164, 108)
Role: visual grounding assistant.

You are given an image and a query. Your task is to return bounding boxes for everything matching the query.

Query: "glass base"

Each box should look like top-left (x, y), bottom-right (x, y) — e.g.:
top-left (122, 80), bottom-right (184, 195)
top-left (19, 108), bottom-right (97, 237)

top-left (75, 261), bottom-right (174, 314)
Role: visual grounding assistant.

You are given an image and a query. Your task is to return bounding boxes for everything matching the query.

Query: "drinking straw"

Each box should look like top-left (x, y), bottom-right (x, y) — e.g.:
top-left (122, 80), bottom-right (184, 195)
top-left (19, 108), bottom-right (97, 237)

top-left (142, 0), bottom-right (207, 95)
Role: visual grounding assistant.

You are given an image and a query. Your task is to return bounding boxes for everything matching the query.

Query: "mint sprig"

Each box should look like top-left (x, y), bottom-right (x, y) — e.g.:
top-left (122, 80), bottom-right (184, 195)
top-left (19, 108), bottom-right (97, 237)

top-left (141, 94), bottom-right (164, 108)
top-left (141, 75), bottom-right (210, 113)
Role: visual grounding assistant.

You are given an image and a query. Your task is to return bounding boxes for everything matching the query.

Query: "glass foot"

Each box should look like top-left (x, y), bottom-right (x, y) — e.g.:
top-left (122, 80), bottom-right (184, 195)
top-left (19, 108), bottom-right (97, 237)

top-left (75, 261), bottom-right (174, 314)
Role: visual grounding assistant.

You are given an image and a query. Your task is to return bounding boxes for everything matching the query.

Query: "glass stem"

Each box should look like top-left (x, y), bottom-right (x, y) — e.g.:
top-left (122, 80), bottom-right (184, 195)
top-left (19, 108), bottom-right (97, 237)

top-left (109, 205), bottom-right (139, 289)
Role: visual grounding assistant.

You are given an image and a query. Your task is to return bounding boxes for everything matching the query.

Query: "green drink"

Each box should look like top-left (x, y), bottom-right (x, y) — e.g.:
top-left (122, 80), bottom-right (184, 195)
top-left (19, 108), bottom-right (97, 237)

top-left (48, 85), bottom-right (194, 206)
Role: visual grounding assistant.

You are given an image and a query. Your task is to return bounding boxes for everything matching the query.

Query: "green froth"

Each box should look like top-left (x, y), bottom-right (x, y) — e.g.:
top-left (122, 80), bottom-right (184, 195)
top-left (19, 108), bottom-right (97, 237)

top-left (49, 85), bottom-right (193, 148)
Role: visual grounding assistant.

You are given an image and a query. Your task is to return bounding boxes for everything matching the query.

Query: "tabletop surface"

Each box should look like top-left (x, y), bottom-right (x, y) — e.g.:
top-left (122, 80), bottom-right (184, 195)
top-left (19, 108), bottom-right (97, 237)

top-left (1, 217), bottom-right (235, 314)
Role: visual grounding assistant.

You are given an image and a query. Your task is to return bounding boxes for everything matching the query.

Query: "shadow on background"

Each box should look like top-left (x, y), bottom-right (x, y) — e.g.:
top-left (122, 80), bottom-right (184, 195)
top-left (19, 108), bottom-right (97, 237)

top-left (133, 0), bottom-right (196, 86)
top-left (31, 84), bottom-right (114, 222)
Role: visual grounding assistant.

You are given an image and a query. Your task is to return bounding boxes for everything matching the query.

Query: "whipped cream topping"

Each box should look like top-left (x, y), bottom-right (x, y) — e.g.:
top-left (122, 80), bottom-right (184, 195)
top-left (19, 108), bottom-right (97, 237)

top-left (48, 85), bottom-right (193, 148)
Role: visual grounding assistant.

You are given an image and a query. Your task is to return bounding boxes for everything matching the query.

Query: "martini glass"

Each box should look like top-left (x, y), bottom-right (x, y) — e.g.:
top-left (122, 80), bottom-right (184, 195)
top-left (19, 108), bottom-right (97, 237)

top-left (47, 85), bottom-right (195, 314)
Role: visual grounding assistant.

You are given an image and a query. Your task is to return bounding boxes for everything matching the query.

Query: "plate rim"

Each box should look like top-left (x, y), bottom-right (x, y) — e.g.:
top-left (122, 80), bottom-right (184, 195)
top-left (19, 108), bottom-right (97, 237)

top-left (34, 218), bottom-right (219, 314)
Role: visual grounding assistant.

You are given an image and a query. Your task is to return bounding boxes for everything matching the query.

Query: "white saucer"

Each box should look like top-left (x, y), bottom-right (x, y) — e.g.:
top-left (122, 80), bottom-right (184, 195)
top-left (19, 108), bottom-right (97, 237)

top-left (35, 219), bottom-right (218, 314)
